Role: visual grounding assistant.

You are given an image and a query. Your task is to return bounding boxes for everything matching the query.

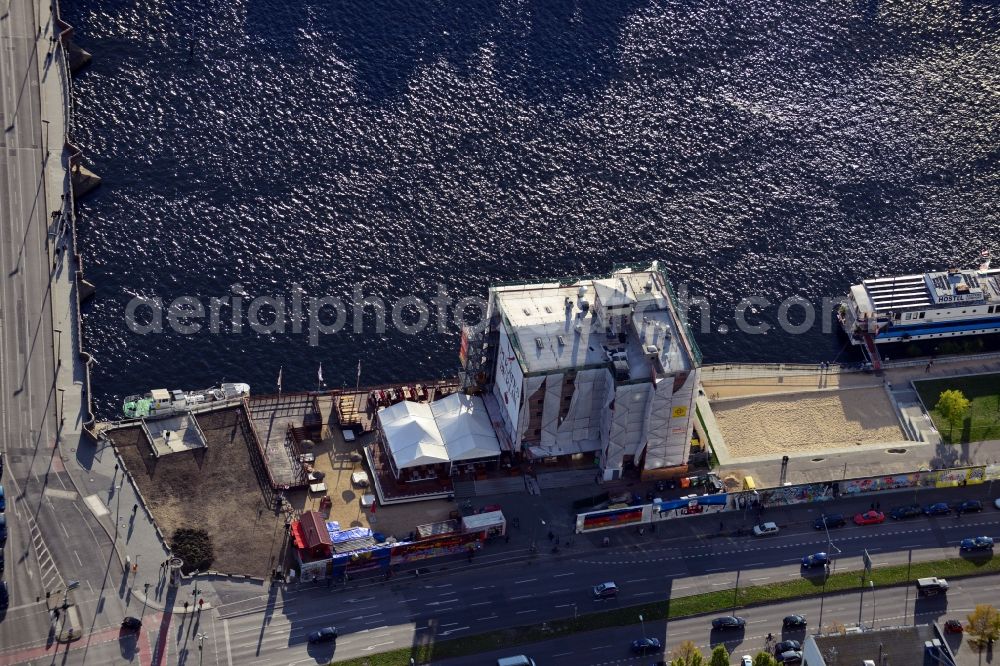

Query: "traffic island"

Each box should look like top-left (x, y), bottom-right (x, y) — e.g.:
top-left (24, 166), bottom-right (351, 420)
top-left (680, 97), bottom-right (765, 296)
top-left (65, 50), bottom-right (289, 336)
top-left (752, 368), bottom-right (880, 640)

top-left (330, 553), bottom-right (1000, 665)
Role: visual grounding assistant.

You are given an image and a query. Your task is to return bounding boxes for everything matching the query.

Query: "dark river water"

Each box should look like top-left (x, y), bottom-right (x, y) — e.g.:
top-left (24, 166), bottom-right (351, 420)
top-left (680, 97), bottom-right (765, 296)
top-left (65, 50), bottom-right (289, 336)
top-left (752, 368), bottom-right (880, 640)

top-left (63, 0), bottom-right (1000, 418)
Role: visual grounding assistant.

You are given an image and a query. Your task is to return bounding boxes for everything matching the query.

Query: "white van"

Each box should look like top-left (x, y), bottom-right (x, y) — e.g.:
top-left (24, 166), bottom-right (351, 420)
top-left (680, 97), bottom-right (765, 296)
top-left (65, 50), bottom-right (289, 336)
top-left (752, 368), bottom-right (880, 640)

top-left (497, 656), bottom-right (536, 666)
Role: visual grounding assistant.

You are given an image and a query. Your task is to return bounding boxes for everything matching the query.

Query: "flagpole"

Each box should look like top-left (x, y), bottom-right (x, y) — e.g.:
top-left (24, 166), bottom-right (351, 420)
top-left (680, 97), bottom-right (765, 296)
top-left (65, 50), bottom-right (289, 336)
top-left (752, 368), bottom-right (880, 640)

top-left (277, 366), bottom-right (283, 397)
top-left (356, 359), bottom-right (361, 392)
top-left (317, 362), bottom-right (324, 393)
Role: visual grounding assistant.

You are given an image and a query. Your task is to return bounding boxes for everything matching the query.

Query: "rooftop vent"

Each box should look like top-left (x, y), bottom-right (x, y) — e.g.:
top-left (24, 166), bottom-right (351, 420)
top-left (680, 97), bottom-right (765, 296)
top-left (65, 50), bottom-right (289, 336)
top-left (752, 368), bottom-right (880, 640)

top-left (523, 307), bottom-right (532, 316)
top-left (645, 279), bottom-right (653, 292)
top-left (544, 305), bottom-right (553, 313)
top-left (535, 337), bottom-right (544, 350)
top-left (557, 335), bottom-right (566, 346)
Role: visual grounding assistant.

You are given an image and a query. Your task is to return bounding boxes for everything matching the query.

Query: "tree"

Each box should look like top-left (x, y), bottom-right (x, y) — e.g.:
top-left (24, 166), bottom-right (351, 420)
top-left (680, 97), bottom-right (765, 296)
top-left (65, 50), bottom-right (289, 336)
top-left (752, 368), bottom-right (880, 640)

top-left (936, 389), bottom-right (971, 436)
top-left (709, 645), bottom-right (730, 666)
top-left (753, 652), bottom-right (779, 666)
top-left (966, 604), bottom-right (1000, 651)
top-left (671, 641), bottom-right (704, 666)
top-left (170, 528), bottom-right (215, 574)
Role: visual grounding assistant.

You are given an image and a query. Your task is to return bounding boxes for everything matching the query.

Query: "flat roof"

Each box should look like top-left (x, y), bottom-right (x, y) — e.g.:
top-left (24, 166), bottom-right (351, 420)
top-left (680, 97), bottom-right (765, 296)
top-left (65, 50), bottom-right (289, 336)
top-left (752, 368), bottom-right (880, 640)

top-left (493, 268), bottom-right (692, 377)
top-left (811, 625), bottom-right (956, 666)
top-left (861, 268), bottom-right (1000, 313)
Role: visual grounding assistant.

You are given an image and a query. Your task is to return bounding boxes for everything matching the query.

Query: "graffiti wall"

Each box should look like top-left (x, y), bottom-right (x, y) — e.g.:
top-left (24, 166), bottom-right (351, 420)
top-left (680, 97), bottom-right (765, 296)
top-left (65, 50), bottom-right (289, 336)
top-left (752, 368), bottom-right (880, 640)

top-left (759, 483), bottom-right (835, 506)
top-left (839, 473), bottom-right (921, 496)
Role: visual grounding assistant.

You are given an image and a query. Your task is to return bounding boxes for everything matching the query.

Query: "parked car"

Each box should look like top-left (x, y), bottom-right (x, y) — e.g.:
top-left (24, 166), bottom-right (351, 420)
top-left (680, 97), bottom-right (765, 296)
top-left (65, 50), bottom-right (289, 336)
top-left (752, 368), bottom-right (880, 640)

top-left (741, 656), bottom-right (753, 666)
top-left (889, 504), bottom-right (923, 520)
top-left (307, 627), bottom-right (338, 643)
top-left (0, 514), bottom-right (6, 546)
top-left (0, 483), bottom-right (5, 512)
top-left (854, 510), bottom-right (885, 525)
top-left (0, 581), bottom-right (7, 608)
top-left (956, 500), bottom-right (983, 514)
top-left (995, 497), bottom-right (1000, 510)
top-left (801, 552), bottom-right (830, 569)
top-left (783, 614), bottom-right (807, 628)
top-left (775, 641), bottom-right (802, 654)
top-left (924, 502), bottom-right (951, 516)
top-left (753, 522), bottom-right (779, 536)
top-left (593, 582), bottom-right (619, 599)
top-left (813, 514), bottom-right (846, 530)
top-left (959, 536), bottom-right (994, 552)
top-left (712, 616), bottom-right (746, 630)
top-left (944, 620), bottom-right (964, 634)
top-left (631, 638), bottom-right (663, 654)
top-left (121, 616), bottom-right (142, 631)
top-left (779, 650), bottom-right (803, 664)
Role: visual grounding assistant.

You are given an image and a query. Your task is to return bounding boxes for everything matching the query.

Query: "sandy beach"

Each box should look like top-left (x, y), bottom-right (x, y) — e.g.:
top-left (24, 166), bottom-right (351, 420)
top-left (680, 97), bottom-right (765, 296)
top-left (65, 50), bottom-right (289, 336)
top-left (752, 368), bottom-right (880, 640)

top-left (712, 387), bottom-right (905, 455)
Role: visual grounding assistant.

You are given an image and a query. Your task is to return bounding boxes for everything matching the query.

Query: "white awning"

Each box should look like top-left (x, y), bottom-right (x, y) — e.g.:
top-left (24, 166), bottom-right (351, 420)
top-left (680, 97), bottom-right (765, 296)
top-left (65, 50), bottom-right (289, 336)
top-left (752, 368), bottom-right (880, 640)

top-left (378, 394), bottom-right (501, 469)
top-left (378, 401), bottom-right (448, 469)
top-left (431, 393), bottom-right (502, 462)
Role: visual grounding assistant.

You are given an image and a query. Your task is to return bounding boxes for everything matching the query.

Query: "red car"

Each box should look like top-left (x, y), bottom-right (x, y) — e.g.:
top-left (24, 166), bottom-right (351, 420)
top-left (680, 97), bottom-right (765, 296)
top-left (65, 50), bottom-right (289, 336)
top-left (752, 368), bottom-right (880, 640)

top-left (944, 620), bottom-right (963, 634)
top-left (854, 510), bottom-right (885, 525)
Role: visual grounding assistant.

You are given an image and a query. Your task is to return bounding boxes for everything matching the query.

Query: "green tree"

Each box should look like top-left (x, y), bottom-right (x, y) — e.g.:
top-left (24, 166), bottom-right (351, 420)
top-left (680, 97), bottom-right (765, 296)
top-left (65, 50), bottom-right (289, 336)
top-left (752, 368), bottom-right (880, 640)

top-left (936, 389), bottom-right (971, 436)
top-left (709, 644), bottom-right (730, 666)
top-left (671, 641), bottom-right (704, 666)
top-left (966, 604), bottom-right (1000, 651)
top-left (753, 652), bottom-right (778, 666)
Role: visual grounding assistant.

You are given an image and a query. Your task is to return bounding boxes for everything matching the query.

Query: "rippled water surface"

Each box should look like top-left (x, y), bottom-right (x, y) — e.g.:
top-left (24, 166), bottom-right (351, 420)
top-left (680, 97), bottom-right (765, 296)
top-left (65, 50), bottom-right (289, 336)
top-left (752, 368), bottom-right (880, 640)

top-left (64, 0), bottom-right (1000, 417)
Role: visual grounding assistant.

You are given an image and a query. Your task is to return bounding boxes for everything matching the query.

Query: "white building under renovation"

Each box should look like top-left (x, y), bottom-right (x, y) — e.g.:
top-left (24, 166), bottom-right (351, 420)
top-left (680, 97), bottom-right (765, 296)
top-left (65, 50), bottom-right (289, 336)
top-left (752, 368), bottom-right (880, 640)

top-left (460, 262), bottom-right (702, 480)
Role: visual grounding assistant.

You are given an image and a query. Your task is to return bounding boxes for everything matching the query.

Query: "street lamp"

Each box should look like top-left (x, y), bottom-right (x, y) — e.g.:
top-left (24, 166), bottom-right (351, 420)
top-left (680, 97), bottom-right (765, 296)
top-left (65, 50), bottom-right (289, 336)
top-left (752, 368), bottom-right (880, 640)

top-left (531, 519), bottom-right (545, 552)
top-left (870, 581), bottom-right (876, 630)
top-left (639, 613), bottom-right (645, 639)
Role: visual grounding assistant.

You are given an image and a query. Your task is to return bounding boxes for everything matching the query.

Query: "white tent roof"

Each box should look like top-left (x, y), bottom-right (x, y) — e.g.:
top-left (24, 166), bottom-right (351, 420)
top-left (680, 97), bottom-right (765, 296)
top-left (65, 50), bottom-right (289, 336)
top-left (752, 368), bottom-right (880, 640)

top-left (379, 400), bottom-right (449, 469)
top-left (431, 393), bottom-right (502, 462)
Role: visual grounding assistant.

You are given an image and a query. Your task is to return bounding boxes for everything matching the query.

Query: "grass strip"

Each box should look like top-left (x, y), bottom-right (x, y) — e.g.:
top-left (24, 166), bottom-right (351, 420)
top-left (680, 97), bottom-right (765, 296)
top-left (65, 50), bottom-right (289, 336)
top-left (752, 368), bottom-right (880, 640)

top-left (332, 552), bottom-right (1000, 666)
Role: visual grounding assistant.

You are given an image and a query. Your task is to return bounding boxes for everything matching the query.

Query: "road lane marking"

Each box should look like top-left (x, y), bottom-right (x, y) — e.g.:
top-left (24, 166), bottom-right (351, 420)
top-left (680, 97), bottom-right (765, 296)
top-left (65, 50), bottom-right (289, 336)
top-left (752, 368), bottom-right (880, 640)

top-left (82, 494), bottom-right (109, 518)
top-left (469, 601), bottom-right (491, 606)
top-left (626, 578), bottom-right (647, 583)
top-left (514, 578), bottom-right (537, 584)
top-left (591, 645), bottom-right (612, 650)
top-left (705, 568), bottom-right (725, 572)
top-left (554, 572), bottom-right (575, 577)
top-left (364, 641), bottom-right (395, 651)
top-left (553, 652), bottom-right (574, 657)
top-left (223, 619), bottom-right (234, 666)
top-left (516, 610), bottom-right (536, 614)
top-left (42, 487), bottom-right (78, 500)
top-left (510, 595), bottom-right (532, 600)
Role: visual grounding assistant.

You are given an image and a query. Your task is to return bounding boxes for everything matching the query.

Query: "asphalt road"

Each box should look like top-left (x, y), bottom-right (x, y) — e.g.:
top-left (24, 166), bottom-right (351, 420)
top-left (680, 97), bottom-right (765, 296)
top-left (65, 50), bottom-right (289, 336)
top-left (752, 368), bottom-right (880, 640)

top-left (201, 486), bottom-right (1000, 665)
top-left (0, 0), bottom-right (139, 656)
top-left (443, 571), bottom-right (1000, 666)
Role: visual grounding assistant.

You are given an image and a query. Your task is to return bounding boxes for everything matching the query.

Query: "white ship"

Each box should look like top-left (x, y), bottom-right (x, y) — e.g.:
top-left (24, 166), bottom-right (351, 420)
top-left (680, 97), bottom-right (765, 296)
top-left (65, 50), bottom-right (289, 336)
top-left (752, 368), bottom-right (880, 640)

top-left (122, 383), bottom-right (250, 420)
top-left (839, 252), bottom-right (1000, 362)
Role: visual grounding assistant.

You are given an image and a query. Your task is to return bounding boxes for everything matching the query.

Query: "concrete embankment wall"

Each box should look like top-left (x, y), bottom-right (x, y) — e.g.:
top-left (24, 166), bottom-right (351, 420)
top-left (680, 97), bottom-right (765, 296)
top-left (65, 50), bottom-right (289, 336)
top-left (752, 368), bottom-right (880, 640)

top-left (50, 0), bottom-right (99, 434)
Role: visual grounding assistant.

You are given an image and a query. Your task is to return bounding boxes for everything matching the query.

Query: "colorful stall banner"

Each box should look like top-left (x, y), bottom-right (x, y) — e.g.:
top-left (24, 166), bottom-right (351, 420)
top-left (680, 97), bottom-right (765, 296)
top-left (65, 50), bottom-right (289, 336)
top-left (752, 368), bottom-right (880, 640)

top-left (390, 532), bottom-right (483, 565)
top-left (985, 464), bottom-right (1000, 481)
top-left (581, 506), bottom-right (644, 531)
